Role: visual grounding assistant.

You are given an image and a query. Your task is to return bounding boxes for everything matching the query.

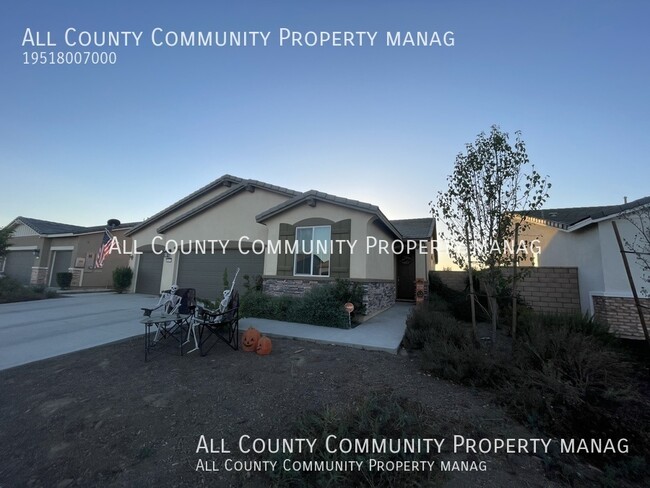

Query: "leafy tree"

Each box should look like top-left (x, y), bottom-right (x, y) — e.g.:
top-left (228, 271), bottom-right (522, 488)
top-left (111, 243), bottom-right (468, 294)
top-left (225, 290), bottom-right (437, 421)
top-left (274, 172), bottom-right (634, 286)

top-left (622, 203), bottom-right (650, 297)
top-left (433, 125), bottom-right (551, 345)
top-left (0, 224), bottom-right (16, 259)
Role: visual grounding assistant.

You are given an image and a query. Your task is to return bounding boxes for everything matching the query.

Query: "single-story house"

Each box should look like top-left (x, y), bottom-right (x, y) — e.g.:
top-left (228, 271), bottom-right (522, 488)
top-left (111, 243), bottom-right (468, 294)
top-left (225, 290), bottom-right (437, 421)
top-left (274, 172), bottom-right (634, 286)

top-left (522, 196), bottom-right (650, 339)
top-left (1, 217), bottom-right (135, 288)
top-left (126, 174), bottom-right (436, 318)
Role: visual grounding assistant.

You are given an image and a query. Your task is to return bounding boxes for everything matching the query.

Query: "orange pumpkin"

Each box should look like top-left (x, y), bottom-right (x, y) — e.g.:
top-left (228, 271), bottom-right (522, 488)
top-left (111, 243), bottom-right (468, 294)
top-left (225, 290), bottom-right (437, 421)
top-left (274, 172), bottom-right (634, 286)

top-left (242, 327), bottom-right (261, 352)
top-left (256, 336), bottom-right (272, 356)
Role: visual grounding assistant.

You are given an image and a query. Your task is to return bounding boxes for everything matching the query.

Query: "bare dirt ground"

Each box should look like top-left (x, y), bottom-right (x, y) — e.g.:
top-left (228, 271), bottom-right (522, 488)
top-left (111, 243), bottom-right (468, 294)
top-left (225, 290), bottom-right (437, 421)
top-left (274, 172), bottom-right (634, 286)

top-left (0, 334), bottom-right (571, 488)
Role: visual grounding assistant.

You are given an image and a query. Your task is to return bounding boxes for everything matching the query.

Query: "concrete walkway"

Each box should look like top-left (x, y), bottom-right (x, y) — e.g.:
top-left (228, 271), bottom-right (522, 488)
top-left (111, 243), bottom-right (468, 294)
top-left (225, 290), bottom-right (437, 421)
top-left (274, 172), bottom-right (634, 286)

top-left (241, 302), bottom-right (412, 354)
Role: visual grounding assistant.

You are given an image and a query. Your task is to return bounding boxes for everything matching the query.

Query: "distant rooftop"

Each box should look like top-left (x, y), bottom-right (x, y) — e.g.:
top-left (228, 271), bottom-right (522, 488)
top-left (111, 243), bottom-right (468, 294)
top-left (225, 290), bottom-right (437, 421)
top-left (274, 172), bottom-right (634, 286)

top-left (391, 218), bottom-right (435, 239)
top-left (14, 216), bottom-right (137, 236)
top-left (525, 196), bottom-right (650, 230)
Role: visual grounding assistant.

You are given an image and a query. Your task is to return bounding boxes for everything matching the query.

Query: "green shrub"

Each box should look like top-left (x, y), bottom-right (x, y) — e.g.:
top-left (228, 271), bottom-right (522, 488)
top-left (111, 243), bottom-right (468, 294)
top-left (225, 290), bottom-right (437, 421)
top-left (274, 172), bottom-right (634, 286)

top-left (112, 266), bottom-right (133, 293)
top-left (288, 285), bottom-right (349, 328)
top-left (240, 284), bottom-right (350, 328)
top-left (502, 314), bottom-right (650, 482)
top-left (268, 393), bottom-right (441, 487)
top-left (243, 274), bottom-right (263, 292)
top-left (428, 272), bottom-right (489, 322)
top-left (409, 301), bottom-right (650, 483)
top-left (0, 276), bottom-right (56, 303)
top-left (405, 303), bottom-right (508, 386)
top-left (330, 279), bottom-right (366, 321)
top-left (55, 272), bottom-right (72, 289)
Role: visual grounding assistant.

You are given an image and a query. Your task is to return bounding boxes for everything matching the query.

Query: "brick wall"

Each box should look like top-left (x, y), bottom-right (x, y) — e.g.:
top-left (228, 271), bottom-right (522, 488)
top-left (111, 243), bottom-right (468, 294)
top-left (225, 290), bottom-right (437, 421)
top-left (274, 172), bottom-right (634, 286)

top-left (593, 295), bottom-right (649, 340)
top-left (432, 267), bottom-right (581, 314)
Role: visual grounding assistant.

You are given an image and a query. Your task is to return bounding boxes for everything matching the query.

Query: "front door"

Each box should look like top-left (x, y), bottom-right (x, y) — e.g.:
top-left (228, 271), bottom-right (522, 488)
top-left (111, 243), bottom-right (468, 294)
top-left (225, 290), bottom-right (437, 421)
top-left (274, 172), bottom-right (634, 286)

top-left (396, 251), bottom-right (416, 300)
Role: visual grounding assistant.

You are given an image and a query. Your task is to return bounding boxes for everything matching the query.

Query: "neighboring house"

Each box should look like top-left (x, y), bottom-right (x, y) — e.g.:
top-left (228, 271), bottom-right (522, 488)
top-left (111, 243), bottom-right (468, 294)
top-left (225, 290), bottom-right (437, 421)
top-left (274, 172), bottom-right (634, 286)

top-left (521, 196), bottom-right (650, 339)
top-left (1, 217), bottom-right (136, 288)
top-left (126, 174), bottom-right (436, 318)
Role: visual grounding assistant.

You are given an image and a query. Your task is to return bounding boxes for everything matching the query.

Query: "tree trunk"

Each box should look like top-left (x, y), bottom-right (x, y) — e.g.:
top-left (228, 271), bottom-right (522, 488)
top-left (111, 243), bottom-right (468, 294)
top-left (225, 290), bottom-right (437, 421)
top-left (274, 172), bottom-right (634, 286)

top-left (465, 224), bottom-right (478, 343)
top-left (511, 224), bottom-right (519, 340)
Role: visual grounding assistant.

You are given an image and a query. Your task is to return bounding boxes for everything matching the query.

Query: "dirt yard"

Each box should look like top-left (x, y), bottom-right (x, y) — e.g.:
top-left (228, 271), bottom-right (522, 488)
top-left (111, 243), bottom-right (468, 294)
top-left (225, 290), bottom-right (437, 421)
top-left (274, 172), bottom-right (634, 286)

top-left (0, 334), bottom-right (570, 488)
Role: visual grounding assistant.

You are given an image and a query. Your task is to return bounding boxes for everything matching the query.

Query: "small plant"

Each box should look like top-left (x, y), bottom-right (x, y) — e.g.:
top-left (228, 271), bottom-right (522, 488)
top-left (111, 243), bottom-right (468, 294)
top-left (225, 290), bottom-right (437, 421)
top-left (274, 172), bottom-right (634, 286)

top-left (56, 272), bottom-right (73, 290)
top-left (112, 266), bottom-right (133, 293)
top-left (269, 393), bottom-right (441, 487)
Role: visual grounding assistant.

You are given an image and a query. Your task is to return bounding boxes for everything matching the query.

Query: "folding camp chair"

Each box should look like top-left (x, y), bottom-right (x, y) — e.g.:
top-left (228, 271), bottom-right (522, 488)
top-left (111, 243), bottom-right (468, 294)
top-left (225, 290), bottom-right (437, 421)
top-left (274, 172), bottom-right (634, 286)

top-left (140, 286), bottom-right (196, 361)
top-left (196, 290), bottom-right (240, 355)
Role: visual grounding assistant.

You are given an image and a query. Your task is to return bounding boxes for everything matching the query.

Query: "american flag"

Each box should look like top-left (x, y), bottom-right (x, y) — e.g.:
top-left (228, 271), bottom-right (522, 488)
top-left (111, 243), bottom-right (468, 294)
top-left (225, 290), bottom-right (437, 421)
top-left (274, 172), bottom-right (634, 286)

top-left (94, 229), bottom-right (113, 269)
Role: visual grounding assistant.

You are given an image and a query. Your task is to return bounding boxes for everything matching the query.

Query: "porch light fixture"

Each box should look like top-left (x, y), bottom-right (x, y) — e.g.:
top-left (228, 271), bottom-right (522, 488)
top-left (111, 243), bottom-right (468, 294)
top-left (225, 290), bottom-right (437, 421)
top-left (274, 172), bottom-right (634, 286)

top-left (32, 249), bottom-right (40, 258)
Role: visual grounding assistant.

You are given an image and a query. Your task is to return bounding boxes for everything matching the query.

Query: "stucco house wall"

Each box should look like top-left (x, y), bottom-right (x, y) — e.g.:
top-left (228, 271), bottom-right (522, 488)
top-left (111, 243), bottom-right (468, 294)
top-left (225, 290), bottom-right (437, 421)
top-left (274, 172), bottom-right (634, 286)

top-left (521, 198), bottom-right (650, 340)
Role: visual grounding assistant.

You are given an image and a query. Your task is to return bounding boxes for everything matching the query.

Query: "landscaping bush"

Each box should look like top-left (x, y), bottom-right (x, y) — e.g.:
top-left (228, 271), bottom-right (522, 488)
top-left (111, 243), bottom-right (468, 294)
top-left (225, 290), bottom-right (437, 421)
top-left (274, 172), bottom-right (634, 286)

top-left (428, 272), bottom-right (489, 322)
top-left (405, 303), bottom-right (509, 386)
top-left (55, 272), bottom-right (72, 289)
top-left (112, 266), bottom-right (133, 293)
top-left (408, 300), bottom-right (650, 484)
top-left (240, 284), bottom-right (351, 328)
top-left (269, 393), bottom-right (441, 487)
top-left (330, 279), bottom-right (366, 320)
top-left (0, 276), bottom-right (56, 303)
top-left (502, 313), bottom-right (650, 480)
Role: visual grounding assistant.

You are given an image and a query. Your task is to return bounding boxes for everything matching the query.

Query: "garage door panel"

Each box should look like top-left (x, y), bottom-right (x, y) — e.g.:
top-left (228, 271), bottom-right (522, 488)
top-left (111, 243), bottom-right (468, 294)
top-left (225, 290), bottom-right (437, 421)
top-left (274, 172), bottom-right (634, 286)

top-left (4, 251), bottom-right (34, 285)
top-left (177, 252), bottom-right (263, 301)
top-left (136, 252), bottom-right (164, 295)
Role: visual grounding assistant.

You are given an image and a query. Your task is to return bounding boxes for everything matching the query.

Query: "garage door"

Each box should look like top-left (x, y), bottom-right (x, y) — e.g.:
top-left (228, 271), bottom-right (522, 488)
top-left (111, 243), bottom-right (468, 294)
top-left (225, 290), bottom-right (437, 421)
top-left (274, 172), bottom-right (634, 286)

top-left (176, 251), bottom-right (264, 301)
top-left (49, 250), bottom-right (73, 287)
top-left (136, 252), bottom-right (164, 295)
top-left (4, 251), bottom-right (34, 285)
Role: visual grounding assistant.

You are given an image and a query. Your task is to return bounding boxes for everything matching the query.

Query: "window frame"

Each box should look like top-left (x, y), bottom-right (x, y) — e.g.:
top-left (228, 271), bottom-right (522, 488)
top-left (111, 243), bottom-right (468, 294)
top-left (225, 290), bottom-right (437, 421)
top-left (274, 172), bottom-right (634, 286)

top-left (293, 225), bottom-right (331, 277)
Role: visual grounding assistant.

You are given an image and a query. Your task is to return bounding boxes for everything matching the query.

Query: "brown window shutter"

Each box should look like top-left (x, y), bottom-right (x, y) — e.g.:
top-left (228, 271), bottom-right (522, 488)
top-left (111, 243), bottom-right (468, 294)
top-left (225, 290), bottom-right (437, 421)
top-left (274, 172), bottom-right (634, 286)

top-left (277, 223), bottom-right (295, 276)
top-left (330, 219), bottom-right (351, 278)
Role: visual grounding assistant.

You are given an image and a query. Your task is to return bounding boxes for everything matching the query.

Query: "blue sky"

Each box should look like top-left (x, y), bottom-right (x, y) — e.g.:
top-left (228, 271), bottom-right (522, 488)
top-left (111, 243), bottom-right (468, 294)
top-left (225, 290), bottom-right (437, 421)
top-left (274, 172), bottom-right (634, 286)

top-left (1, 0), bottom-right (648, 227)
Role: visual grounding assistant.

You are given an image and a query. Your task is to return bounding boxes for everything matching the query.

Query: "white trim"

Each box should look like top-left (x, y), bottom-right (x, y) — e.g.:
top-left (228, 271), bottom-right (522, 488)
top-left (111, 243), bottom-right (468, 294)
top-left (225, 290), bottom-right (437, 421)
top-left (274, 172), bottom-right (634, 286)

top-left (293, 225), bottom-right (331, 277)
top-left (7, 246), bottom-right (38, 251)
top-left (51, 246), bottom-right (74, 251)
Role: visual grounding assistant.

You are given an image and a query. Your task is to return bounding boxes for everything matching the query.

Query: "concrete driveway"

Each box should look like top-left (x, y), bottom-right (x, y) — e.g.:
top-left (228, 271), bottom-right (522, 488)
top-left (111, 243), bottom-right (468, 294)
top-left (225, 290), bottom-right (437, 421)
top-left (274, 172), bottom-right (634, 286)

top-left (0, 293), bottom-right (156, 371)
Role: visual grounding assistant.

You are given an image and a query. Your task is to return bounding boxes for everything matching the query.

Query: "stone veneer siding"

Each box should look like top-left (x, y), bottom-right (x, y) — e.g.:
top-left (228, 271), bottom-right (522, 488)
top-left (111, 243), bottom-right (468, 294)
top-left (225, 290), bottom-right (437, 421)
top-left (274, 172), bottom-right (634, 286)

top-left (432, 267), bottom-right (581, 314)
top-left (263, 278), bottom-right (396, 320)
top-left (361, 281), bottom-right (396, 318)
top-left (30, 267), bottom-right (48, 285)
top-left (593, 295), bottom-right (649, 340)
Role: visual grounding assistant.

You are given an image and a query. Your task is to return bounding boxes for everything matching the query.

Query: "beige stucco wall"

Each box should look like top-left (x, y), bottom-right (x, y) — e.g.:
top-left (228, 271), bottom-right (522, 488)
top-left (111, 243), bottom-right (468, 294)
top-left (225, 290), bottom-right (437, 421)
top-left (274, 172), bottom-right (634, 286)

top-left (76, 229), bottom-right (133, 288)
top-left (128, 183), bottom-right (234, 248)
top-left (129, 188), bottom-right (292, 291)
top-left (262, 201), bottom-right (401, 281)
top-left (365, 217), bottom-right (395, 280)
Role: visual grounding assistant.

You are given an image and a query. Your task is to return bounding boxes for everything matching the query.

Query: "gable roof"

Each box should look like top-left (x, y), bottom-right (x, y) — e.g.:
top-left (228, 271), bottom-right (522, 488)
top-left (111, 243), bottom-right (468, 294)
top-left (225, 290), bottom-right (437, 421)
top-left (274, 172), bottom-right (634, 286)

top-left (8, 217), bottom-right (137, 236)
top-left (525, 196), bottom-right (650, 231)
top-left (77, 222), bottom-right (139, 235)
top-left (255, 189), bottom-right (403, 237)
top-left (156, 179), bottom-right (300, 233)
top-left (391, 218), bottom-right (435, 239)
top-left (126, 174), bottom-right (244, 236)
top-left (11, 217), bottom-right (138, 236)
top-left (16, 217), bottom-right (88, 235)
